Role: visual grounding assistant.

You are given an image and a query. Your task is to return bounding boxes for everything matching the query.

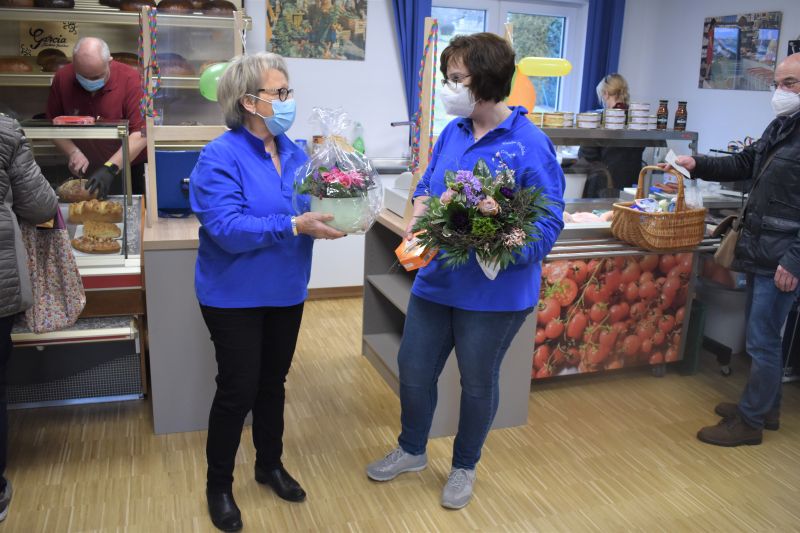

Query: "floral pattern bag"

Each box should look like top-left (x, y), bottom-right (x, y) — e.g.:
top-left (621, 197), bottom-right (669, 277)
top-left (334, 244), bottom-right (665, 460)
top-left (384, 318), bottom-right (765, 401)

top-left (19, 209), bottom-right (85, 333)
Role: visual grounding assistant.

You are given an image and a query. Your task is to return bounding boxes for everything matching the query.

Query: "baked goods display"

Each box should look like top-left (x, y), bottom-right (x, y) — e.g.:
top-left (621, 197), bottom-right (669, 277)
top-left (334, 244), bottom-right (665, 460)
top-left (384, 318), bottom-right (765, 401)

top-left (33, 0), bottom-right (75, 7)
top-left (56, 178), bottom-right (98, 203)
top-left (69, 199), bottom-right (123, 224)
top-left (0, 58), bottom-right (33, 73)
top-left (157, 0), bottom-right (195, 13)
top-left (202, 0), bottom-right (235, 15)
top-left (111, 52), bottom-right (139, 68)
top-left (119, 0), bottom-right (155, 11)
top-left (36, 48), bottom-right (66, 67)
top-left (71, 235), bottom-right (121, 254)
top-left (83, 220), bottom-right (122, 239)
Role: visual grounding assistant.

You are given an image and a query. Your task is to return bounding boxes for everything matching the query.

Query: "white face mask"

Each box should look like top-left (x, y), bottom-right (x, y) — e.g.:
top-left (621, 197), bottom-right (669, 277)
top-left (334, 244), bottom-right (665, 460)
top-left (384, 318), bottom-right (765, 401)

top-left (771, 88), bottom-right (800, 116)
top-left (440, 82), bottom-right (476, 118)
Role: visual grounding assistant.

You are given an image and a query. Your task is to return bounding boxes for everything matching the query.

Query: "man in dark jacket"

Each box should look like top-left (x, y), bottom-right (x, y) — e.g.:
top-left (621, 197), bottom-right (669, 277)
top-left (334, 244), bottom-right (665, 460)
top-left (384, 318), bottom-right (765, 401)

top-left (672, 53), bottom-right (800, 447)
top-left (0, 114), bottom-right (59, 520)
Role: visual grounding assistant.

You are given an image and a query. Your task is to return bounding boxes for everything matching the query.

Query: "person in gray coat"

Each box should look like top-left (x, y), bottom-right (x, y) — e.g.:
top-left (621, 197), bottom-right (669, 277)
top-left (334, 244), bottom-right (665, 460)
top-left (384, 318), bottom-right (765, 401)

top-left (0, 114), bottom-right (58, 521)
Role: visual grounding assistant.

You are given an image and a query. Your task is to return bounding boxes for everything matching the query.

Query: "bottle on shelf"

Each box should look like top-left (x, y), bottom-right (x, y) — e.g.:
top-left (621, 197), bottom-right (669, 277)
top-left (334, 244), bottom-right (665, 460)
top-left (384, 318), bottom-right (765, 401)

top-left (656, 100), bottom-right (669, 130)
top-left (674, 101), bottom-right (688, 131)
top-left (352, 122), bottom-right (365, 155)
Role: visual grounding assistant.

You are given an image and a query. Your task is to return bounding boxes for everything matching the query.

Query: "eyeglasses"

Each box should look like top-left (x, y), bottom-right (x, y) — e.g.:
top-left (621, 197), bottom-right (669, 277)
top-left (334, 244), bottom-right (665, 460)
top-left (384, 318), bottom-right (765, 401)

top-left (257, 87), bottom-right (294, 102)
top-left (770, 79), bottom-right (799, 90)
top-left (441, 74), bottom-right (471, 89)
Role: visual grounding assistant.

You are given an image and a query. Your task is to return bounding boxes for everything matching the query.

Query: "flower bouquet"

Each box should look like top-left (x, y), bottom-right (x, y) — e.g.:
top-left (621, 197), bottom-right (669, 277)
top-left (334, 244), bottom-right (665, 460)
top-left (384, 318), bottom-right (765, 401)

top-left (293, 108), bottom-right (383, 234)
top-left (413, 158), bottom-right (552, 279)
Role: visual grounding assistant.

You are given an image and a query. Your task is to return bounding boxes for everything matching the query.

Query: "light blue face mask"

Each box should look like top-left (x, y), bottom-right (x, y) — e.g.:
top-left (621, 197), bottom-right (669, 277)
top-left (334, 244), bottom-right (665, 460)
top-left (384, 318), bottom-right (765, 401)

top-left (76, 73), bottom-right (106, 92)
top-left (248, 94), bottom-right (296, 136)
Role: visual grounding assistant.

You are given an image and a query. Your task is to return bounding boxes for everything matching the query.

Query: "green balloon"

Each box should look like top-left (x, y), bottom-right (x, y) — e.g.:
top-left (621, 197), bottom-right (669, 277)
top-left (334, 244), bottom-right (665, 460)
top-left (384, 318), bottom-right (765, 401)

top-left (199, 62), bottom-right (230, 102)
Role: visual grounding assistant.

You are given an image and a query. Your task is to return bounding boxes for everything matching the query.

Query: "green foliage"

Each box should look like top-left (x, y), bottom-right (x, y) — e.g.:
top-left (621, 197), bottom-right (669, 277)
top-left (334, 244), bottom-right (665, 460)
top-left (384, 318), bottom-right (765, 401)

top-left (471, 217), bottom-right (498, 239)
top-left (413, 158), bottom-right (555, 271)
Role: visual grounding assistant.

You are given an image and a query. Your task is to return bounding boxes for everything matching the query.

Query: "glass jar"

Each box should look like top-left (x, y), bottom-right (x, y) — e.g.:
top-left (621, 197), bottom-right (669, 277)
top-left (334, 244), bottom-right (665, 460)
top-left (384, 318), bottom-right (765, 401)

top-left (656, 100), bottom-right (669, 130)
top-left (674, 101), bottom-right (688, 131)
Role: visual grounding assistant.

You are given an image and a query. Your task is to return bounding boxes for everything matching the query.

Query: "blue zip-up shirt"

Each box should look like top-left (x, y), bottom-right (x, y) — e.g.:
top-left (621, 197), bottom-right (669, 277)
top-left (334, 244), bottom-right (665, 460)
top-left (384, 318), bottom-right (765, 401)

top-left (190, 127), bottom-right (312, 308)
top-left (412, 106), bottom-right (565, 312)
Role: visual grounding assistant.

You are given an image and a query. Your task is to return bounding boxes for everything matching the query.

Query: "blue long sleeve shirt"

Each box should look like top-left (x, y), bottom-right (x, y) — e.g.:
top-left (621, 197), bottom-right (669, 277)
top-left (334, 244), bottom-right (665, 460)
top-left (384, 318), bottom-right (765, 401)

top-left (412, 106), bottom-right (565, 312)
top-left (189, 127), bottom-right (312, 308)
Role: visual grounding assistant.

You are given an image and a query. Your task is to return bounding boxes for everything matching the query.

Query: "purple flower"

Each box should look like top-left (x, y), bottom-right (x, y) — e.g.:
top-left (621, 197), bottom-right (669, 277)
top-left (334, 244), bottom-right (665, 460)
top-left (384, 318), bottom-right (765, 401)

top-left (450, 210), bottom-right (470, 231)
top-left (454, 170), bottom-right (484, 205)
top-left (500, 187), bottom-right (514, 199)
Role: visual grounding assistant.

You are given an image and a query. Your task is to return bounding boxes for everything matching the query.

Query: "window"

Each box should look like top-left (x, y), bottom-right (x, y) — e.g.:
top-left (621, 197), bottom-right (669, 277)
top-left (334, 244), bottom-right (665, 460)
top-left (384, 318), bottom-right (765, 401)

top-left (431, 0), bottom-right (587, 133)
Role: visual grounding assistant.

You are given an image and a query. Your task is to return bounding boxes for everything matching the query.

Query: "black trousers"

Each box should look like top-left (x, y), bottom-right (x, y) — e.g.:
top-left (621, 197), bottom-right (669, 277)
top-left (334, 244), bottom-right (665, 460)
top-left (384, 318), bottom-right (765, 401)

top-left (200, 303), bottom-right (304, 492)
top-left (0, 315), bottom-right (13, 492)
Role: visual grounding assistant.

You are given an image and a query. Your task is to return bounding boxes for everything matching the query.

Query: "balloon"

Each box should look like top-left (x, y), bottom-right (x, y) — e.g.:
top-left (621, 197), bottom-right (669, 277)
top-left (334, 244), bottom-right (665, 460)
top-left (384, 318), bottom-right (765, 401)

top-left (518, 57), bottom-right (572, 77)
top-left (507, 65), bottom-right (537, 110)
top-left (198, 62), bottom-right (230, 102)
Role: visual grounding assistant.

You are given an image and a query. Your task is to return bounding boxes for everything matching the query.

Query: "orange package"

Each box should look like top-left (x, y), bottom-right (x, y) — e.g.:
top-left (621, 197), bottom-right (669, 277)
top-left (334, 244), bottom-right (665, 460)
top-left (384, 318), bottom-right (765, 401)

top-left (395, 234), bottom-right (437, 271)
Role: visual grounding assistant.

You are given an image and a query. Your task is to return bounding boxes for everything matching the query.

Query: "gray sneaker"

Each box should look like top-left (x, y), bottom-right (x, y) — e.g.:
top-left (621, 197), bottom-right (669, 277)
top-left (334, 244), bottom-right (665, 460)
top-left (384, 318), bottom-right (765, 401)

top-left (0, 480), bottom-right (12, 522)
top-left (366, 447), bottom-right (427, 481)
top-left (441, 468), bottom-right (476, 509)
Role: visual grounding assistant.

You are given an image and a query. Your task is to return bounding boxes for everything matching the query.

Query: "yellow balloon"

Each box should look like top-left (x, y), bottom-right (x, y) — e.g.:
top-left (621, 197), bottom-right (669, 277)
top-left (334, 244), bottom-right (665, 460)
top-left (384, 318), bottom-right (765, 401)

top-left (518, 57), bottom-right (572, 77)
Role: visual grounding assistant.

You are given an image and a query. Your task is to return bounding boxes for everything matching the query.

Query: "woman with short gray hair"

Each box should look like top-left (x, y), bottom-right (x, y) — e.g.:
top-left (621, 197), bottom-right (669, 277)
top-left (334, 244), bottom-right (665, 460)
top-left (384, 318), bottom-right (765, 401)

top-left (189, 52), bottom-right (344, 532)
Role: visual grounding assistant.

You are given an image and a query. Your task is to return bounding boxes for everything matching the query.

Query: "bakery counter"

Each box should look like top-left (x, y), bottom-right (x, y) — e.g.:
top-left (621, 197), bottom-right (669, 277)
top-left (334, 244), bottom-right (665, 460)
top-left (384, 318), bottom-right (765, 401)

top-left (143, 214), bottom-right (365, 433)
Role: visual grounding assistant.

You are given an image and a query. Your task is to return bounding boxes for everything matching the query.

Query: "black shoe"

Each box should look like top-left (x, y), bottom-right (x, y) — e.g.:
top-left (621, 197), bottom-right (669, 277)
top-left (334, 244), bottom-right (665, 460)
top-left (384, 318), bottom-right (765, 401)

top-left (206, 490), bottom-right (243, 532)
top-left (255, 465), bottom-right (307, 502)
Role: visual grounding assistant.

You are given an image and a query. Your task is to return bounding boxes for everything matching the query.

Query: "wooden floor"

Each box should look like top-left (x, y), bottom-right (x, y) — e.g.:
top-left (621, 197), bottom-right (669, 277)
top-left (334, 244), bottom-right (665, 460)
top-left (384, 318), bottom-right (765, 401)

top-left (5, 297), bottom-right (800, 532)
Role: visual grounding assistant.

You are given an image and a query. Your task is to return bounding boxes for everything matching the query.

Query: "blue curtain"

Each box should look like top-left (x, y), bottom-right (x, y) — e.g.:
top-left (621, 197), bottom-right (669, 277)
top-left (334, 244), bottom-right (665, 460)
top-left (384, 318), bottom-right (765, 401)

top-left (579, 0), bottom-right (626, 111)
top-left (392, 0), bottom-right (433, 120)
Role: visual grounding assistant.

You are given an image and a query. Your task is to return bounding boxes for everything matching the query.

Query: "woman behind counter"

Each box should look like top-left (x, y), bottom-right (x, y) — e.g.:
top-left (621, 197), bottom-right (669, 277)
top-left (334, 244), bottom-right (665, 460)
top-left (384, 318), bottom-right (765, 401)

top-left (577, 73), bottom-right (645, 197)
top-left (366, 33), bottom-right (565, 509)
top-left (189, 52), bottom-right (344, 532)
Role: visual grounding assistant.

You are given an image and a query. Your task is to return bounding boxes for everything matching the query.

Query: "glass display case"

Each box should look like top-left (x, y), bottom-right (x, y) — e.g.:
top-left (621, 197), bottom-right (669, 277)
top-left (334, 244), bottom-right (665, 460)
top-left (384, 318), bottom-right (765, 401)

top-left (0, 4), bottom-right (249, 124)
top-left (21, 119), bottom-right (141, 265)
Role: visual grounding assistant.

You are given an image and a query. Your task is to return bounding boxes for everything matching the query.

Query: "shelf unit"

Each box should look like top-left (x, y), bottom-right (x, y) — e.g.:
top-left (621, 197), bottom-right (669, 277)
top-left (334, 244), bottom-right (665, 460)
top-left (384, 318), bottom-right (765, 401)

top-left (0, 6), bottom-right (251, 89)
top-left (541, 127), bottom-right (699, 153)
top-left (362, 211), bottom-right (537, 438)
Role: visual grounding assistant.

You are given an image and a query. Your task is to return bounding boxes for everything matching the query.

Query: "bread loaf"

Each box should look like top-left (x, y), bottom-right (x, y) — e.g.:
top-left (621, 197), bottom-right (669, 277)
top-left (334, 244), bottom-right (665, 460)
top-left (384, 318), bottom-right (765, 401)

top-left (36, 48), bottom-right (66, 67)
top-left (202, 0), bottom-right (235, 15)
top-left (119, 0), bottom-right (155, 11)
top-left (83, 221), bottom-right (121, 239)
top-left (0, 0), bottom-right (34, 6)
top-left (69, 199), bottom-right (123, 224)
top-left (111, 52), bottom-right (139, 68)
top-left (56, 178), bottom-right (98, 203)
top-left (34, 0), bottom-right (75, 7)
top-left (0, 58), bottom-right (33, 73)
top-left (71, 235), bottom-right (121, 254)
top-left (41, 56), bottom-right (71, 72)
top-left (156, 53), bottom-right (195, 76)
top-left (157, 0), bottom-right (195, 13)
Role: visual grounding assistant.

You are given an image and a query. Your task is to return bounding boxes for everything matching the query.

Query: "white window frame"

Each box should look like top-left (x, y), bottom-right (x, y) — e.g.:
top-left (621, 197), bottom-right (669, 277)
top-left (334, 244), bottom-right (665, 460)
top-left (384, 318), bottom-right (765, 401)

top-left (432, 0), bottom-right (588, 112)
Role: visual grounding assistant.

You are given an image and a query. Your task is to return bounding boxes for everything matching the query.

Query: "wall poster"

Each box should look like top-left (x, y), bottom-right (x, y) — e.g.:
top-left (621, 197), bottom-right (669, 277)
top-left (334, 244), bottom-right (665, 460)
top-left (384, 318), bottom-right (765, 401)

top-left (698, 11), bottom-right (782, 91)
top-left (267, 0), bottom-right (367, 61)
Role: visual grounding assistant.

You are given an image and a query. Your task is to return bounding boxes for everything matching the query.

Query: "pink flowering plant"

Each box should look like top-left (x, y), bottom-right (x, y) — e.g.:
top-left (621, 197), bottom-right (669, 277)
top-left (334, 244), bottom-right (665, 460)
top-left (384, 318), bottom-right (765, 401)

top-left (296, 164), bottom-right (374, 199)
top-left (413, 157), bottom-right (552, 270)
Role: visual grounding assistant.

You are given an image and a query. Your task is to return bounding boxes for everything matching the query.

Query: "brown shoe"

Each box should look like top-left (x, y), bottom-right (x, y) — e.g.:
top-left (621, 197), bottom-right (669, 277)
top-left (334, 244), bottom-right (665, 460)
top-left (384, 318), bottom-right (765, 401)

top-left (697, 415), bottom-right (763, 447)
top-left (714, 402), bottom-right (780, 431)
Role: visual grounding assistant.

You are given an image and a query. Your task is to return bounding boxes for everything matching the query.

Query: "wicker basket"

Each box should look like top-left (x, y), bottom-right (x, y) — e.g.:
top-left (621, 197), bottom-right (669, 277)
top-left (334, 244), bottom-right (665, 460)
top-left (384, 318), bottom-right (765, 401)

top-left (611, 165), bottom-right (707, 252)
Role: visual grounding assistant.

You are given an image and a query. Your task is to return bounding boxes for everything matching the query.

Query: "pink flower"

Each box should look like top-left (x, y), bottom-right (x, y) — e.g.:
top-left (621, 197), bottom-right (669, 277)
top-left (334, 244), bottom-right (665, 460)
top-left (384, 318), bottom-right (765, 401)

top-left (440, 189), bottom-right (456, 204)
top-left (478, 197), bottom-right (500, 216)
top-left (320, 171), bottom-right (336, 183)
top-left (338, 173), bottom-right (352, 187)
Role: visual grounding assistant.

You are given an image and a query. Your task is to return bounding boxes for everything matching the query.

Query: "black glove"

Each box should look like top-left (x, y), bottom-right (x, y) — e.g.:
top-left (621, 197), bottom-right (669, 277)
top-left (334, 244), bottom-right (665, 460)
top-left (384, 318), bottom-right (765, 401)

top-left (85, 164), bottom-right (118, 199)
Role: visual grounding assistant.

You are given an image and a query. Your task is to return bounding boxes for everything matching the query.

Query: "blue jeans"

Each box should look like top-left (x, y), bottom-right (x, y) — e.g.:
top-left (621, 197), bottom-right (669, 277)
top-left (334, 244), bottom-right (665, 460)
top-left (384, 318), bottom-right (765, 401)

top-left (397, 295), bottom-right (531, 469)
top-left (740, 273), bottom-right (799, 428)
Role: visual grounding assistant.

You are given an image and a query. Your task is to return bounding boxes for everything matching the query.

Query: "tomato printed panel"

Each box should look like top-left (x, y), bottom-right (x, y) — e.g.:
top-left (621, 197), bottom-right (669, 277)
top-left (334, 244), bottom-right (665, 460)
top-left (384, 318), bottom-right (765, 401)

top-left (532, 253), bottom-right (693, 379)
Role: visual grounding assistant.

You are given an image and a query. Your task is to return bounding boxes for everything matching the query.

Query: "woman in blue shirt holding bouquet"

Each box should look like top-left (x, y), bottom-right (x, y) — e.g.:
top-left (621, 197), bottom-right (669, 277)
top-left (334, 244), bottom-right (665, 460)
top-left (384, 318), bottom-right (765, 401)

top-left (190, 52), bottom-right (344, 532)
top-left (366, 33), bottom-right (565, 509)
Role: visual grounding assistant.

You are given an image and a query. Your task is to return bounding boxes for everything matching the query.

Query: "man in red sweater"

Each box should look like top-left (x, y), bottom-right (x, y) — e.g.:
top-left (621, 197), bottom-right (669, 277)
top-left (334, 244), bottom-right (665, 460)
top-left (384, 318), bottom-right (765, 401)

top-left (46, 37), bottom-right (147, 197)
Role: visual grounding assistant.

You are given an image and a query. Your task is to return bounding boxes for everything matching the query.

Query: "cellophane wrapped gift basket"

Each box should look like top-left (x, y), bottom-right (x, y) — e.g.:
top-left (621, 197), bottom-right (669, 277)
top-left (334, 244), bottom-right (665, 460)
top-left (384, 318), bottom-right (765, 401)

top-left (293, 108), bottom-right (383, 234)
